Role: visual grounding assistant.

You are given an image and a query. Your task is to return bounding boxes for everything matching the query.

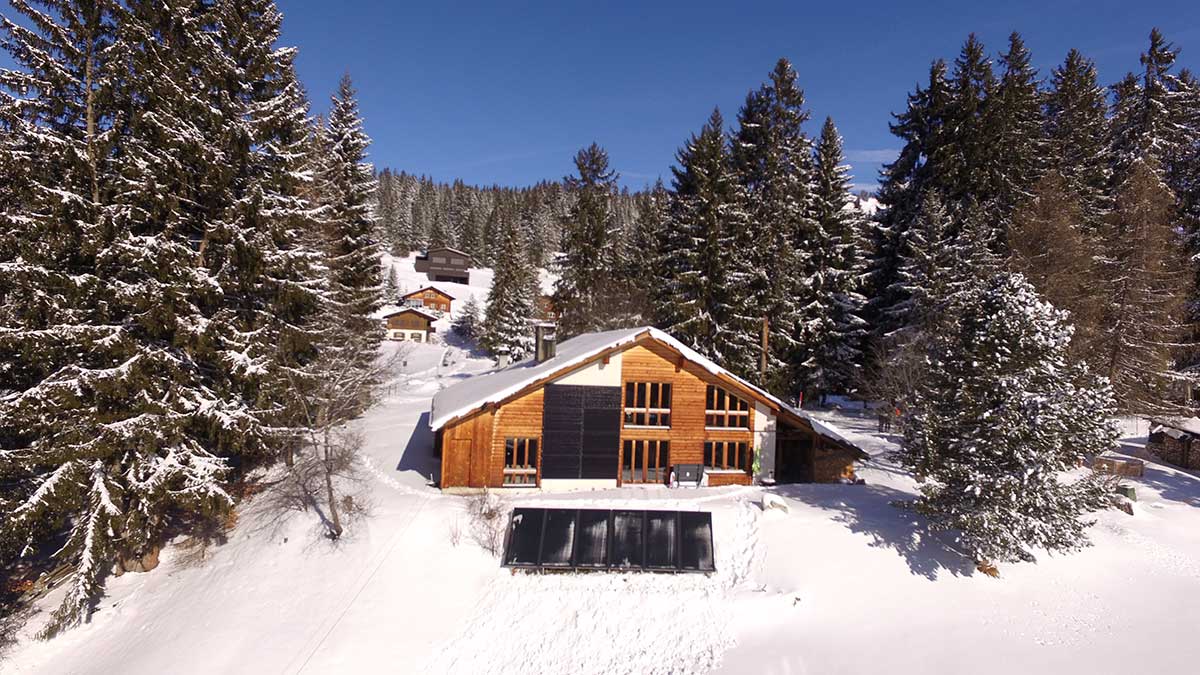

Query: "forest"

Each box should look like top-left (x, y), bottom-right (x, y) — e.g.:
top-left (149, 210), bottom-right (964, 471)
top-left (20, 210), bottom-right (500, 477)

top-left (2, 0), bottom-right (1199, 645)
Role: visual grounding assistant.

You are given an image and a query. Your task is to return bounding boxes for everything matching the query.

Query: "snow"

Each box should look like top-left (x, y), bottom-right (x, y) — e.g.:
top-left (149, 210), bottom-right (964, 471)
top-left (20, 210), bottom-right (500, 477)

top-left (7, 254), bottom-right (1200, 674)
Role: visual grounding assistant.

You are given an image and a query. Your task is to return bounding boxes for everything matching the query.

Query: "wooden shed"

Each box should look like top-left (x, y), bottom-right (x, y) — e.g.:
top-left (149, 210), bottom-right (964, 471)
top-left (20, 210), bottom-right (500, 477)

top-left (428, 326), bottom-right (865, 490)
top-left (1148, 418), bottom-right (1200, 470)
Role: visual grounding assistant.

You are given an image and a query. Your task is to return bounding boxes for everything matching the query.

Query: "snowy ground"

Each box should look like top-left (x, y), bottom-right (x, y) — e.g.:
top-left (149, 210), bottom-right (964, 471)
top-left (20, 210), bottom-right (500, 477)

top-left (6, 259), bottom-right (1200, 673)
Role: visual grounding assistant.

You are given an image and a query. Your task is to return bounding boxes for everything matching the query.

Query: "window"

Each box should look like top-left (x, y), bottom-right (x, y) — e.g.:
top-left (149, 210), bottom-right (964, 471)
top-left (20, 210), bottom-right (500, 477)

top-left (432, 255), bottom-right (446, 264)
top-left (504, 437), bottom-right (539, 485)
top-left (451, 257), bottom-right (465, 266)
top-left (705, 385), bottom-right (749, 428)
top-left (704, 440), bottom-right (750, 472)
top-left (622, 439), bottom-right (670, 484)
top-left (623, 382), bottom-right (672, 427)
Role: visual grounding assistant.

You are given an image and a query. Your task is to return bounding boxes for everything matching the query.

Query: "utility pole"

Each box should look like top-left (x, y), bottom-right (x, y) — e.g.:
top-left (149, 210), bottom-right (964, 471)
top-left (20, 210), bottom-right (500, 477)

top-left (760, 316), bottom-right (769, 385)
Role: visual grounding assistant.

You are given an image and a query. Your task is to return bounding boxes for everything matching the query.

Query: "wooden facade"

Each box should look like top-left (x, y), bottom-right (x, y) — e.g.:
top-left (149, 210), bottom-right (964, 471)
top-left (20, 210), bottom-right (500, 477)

top-left (413, 247), bottom-right (473, 284)
top-left (382, 308), bottom-right (436, 342)
top-left (435, 331), bottom-right (862, 490)
top-left (402, 286), bottom-right (454, 313)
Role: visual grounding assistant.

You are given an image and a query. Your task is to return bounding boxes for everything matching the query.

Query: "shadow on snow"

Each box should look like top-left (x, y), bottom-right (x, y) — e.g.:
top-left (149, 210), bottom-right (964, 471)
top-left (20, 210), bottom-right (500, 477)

top-left (771, 482), bottom-right (975, 581)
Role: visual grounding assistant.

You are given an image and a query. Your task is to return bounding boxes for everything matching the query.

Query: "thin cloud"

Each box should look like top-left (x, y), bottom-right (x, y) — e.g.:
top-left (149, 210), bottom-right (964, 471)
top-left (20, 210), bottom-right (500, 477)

top-left (845, 149), bottom-right (900, 163)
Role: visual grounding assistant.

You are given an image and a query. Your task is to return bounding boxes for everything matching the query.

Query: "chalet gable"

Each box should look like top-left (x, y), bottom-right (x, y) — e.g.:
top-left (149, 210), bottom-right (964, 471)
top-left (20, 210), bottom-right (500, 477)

top-left (429, 326), bottom-right (861, 454)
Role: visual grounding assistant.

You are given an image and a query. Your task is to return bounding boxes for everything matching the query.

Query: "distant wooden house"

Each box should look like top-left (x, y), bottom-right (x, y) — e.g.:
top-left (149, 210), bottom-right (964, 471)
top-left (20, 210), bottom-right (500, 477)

top-left (536, 294), bottom-right (558, 322)
top-left (428, 326), bottom-right (865, 490)
top-left (382, 307), bottom-right (438, 343)
top-left (413, 247), bottom-right (473, 284)
top-left (402, 286), bottom-right (454, 313)
top-left (1148, 418), bottom-right (1200, 470)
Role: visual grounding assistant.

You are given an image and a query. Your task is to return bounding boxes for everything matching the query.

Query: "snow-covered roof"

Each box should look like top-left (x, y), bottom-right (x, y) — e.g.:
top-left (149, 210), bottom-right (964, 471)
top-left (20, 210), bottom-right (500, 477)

top-left (419, 246), bottom-right (474, 260)
top-left (1151, 417), bottom-right (1200, 438)
top-left (402, 285), bottom-right (455, 300)
top-left (380, 307), bottom-right (439, 321)
top-left (429, 326), bottom-right (861, 451)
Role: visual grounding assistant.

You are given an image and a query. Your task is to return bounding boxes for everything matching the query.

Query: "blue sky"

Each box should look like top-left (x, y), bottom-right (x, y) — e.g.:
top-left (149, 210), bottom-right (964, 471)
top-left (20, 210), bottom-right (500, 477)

top-left (4, 1), bottom-right (1199, 191)
top-left (275, 0), bottom-right (1199, 191)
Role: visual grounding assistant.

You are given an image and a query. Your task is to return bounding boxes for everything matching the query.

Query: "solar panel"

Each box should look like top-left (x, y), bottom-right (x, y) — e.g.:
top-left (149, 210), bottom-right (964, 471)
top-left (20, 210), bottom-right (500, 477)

top-left (502, 507), bottom-right (716, 573)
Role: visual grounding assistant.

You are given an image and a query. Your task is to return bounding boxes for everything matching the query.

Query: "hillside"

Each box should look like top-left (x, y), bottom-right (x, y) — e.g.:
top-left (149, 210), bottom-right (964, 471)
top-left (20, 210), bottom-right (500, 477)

top-left (5, 260), bottom-right (1200, 675)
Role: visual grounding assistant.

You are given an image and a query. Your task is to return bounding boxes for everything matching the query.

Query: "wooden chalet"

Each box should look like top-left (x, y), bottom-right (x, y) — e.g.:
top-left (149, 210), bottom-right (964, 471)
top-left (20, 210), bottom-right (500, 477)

top-left (382, 307), bottom-right (438, 343)
top-left (429, 326), bottom-right (865, 490)
top-left (413, 247), bottom-right (473, 284)
top-left (402, 286), bottom-right (454, 313)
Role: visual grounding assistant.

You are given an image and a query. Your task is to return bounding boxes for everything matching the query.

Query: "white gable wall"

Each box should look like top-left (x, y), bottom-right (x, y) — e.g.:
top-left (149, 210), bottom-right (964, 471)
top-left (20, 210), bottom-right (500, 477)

top-left (753, 401), bottom-right (777, 481)
top-left (551, 350), bottom-right (623, 387)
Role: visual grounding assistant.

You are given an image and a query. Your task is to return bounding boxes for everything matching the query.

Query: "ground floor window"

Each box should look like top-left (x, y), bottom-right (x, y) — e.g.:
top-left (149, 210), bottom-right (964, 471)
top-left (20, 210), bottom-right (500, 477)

top-left (622, 439), bottom-right (669, 484)
top-left (504, 437), bottom-right (539, 485)
top-left (704, 440), bottom-right (749, 472)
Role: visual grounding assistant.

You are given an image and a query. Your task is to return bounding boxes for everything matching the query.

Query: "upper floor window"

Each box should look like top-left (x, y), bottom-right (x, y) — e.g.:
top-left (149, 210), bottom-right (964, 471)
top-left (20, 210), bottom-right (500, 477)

top-left (451, 257), bottom-right (465, 265)
top-left (432, 255), bottom-right (446, 264)
top-left (705, 385), bottom-right (749, 428)
top-left (624, 382), bottom-right (671, 427)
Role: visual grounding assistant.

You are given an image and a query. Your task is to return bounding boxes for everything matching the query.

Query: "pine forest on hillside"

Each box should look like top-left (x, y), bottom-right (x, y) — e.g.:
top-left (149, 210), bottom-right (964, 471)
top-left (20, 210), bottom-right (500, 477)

top-left (3, 0), bottom-right (1200, 649)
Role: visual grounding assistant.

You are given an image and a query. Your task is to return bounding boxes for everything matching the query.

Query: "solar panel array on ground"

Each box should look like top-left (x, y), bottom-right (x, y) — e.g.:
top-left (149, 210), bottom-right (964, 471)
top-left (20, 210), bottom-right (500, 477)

top-left (502, 507), bottom-right (715, 573)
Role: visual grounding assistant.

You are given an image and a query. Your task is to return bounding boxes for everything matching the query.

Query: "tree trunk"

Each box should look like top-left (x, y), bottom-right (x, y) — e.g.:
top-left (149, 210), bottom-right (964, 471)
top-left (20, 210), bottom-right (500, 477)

top-left (322, 428), bottom-right (343, 539)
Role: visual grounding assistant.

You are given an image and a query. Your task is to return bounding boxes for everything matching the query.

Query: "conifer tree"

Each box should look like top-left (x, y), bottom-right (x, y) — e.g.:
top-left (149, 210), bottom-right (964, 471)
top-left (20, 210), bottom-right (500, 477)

top-left (809, 117), bottom-right (868, 395)
top-left (656, 109), bottom-right (755, 370)
top-left (317, 73), bottom-right (383, 345)
top-left (938, 34), bottom-right (996, 204)
top-left (453, 294), bottom-right (484, 340)
top-left (1009, 172), bottom-right (1105, 361)
top-left (730, 58), bottom-right (815, 393)
top-left (987, 32), bottom-right (1046, 235)
top-left (1095, 158), bottom-right (1191, 413)
top-left (898, 273), bottom-right (1115, 568)
top-left (867, 60), bottom-right (951, 342)
top-left (1045, 49), bottom-right (1111, 230)
top-left (553, 143), bottom-right (622, 336)
top-left (481, 217), bottom-right (537, 361)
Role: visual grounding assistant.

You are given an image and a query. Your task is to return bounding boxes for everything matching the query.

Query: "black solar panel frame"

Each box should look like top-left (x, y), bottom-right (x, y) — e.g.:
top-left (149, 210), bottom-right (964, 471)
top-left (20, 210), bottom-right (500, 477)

top-left (502, 507), bottom-right (715, 573)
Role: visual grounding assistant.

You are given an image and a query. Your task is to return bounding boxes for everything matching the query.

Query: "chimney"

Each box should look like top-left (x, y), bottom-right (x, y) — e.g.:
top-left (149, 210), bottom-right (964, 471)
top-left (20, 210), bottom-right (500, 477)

top-left (534, 322), bottom-right (557, 363)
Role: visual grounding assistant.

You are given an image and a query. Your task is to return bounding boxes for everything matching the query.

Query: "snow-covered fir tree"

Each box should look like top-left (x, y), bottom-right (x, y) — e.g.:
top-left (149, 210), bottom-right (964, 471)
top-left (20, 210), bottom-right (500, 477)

top-left (986, 32), bottom-right (1046, 239)
top-left (655, 108), bottom-right (756, 372)
top-left (1, 0), bottom-right (333, 636)
top-left (452, 294), bottom-right (484, 340)
top-left (898, 273), bottom-right (1116, 568)
top-left (729, 58), bottom-right (813, 394)
top-left (481, 217), bottom-right (537, 361)
top-left (315, 74), bottom-right (383, 347)
top-left (807, 117), bottom-right (869, 396)
top-left (553, 143), bottom-right (636, 336)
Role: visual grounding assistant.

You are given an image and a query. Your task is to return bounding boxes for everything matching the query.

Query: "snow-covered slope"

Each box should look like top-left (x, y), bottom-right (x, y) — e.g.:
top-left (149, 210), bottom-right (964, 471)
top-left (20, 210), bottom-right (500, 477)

top-left (6, 255), bottom-right (1200, 674)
